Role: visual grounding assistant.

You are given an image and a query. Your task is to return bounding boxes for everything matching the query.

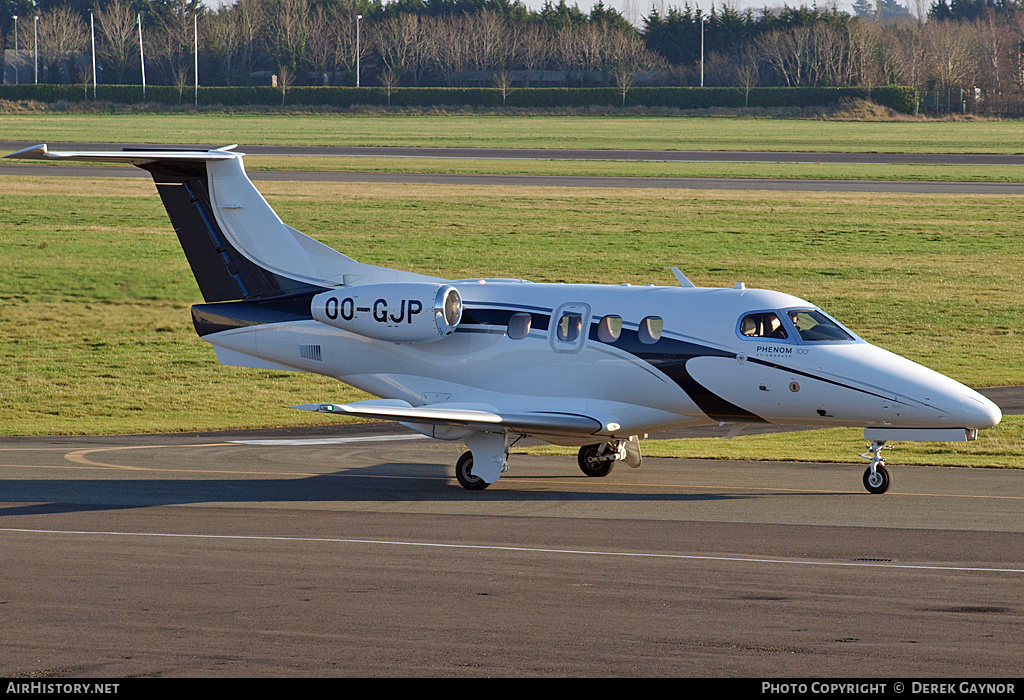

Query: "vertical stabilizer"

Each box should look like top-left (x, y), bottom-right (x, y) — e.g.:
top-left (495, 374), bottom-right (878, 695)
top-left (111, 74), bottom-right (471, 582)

top-left (3, 144), bottom-right (442, 302)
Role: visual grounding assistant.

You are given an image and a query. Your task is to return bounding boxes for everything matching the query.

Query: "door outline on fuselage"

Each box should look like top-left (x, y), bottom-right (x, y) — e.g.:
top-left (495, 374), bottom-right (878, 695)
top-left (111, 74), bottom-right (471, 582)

top-left (549, 302), bottom-right (591, 354)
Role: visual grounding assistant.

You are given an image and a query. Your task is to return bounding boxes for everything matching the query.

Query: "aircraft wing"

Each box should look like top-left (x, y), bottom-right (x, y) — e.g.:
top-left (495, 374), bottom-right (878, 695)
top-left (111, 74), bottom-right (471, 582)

top-left (291, 399), bottom-right (605, 436)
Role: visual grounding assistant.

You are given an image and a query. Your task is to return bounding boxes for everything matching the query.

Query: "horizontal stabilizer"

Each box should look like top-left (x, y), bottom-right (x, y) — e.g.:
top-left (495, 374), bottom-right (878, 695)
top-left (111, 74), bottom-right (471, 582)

top-left (291, 399), bottom-right (603, 436)
top-left (3, 143), bottom-right (240, 163)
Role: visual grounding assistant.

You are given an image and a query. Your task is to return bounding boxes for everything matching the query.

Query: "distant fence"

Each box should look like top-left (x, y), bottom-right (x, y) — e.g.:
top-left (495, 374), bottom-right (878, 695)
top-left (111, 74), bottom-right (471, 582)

top-left (0, 84), bottom-right (919, 114)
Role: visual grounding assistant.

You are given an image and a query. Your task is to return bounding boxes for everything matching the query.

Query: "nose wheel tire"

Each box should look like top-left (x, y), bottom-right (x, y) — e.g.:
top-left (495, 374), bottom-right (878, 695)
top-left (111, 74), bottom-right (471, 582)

top-left (863, 464), bottom-right (891, 494)
top-left (455, 450), bottom-right (490, 490)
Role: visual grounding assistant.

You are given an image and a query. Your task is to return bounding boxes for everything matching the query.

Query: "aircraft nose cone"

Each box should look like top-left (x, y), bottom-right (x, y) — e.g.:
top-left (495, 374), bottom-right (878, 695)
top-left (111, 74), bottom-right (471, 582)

top-left (961, 391), bottom-right (1002, 429)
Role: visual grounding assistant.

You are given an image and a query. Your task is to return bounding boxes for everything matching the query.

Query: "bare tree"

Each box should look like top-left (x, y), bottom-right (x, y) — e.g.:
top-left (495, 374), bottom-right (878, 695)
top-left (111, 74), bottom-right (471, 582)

top-left (269, 0), bottom-right (309, 79)
top-left (553, 25), bottom-right (582, 87)
top-left (465, 10), bottom-right (510, 82)
top-left (519, 23), bottom-right (553, 88)
top-left (974, 11), bottom-right (1012, 94)
top-left (151, 0), bottom-right (197, 103)
top-left (94, 0), bottom-right (138, 84)
top-left (575, 22), bottom-right (608, 86)
top-left (205, 5), bottom-right (242, 86)
top-left (735, 45), bottom-right (760, 106)
top-left (379, 67), bottom-right (400, 106)
top-left (322, 7), bottom-right (365, 85)
top-left (606, 26), bottom-right (654, 105)
top-left (234, 0), bottom-right (267, 85)
top-left (36, 6), bottom-right (88, 84)
top-left (431, 15), bottom-right (470, 85)
top-left (375, 13), bottom-right (420, 86)
top-left (924, 19), bottom-right (977, 91)
top-left (305, 5), bottom-right (333, 84)
top-left (277, 62), bottom-right (294, 104)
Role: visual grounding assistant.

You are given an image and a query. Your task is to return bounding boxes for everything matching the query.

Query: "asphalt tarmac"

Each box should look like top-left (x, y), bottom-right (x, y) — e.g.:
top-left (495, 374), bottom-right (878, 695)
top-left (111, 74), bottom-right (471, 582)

top-left (2, 398), bottom-right (1022, 678)
top-left (2, 144), bottom-right (1022, 678)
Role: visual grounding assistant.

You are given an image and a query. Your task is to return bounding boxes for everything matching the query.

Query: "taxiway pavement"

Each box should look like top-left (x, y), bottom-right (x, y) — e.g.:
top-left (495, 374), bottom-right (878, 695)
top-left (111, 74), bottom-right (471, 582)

top-left (1, 414), bottom-right (1022, 677)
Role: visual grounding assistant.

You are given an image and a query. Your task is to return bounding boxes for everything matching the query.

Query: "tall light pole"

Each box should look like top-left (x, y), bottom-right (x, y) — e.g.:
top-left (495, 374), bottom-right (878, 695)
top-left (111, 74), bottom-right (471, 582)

top-left (193, 13), bottom-right (198, 107)
top-left (356, 14), bottom-right (364, 88)
top-left (90, 12), bottom-right (97, 99)
top-left (700, 16), bottom-right (705, 88)
top-left (138, 14), bottom-right (146, 99)
top-left (12, 15), bottom-right (18, 85)
top-left (34, 15), bottom-right (38, 84)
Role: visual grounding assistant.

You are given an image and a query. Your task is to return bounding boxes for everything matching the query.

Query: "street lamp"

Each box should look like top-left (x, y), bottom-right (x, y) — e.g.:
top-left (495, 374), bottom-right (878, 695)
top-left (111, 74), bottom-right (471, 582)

top-left (12, 15), bottom-right (18, 85)
top-left (34, 16), bottom-right (38, 84)
top-left (356, 15), bottom-right (362, 88)
top-left (90, 12), bottom-right (96, 99)
top-left (194, 13), bottom-right (198, 107)
top-left (700, 16), bottom-right (705, 88)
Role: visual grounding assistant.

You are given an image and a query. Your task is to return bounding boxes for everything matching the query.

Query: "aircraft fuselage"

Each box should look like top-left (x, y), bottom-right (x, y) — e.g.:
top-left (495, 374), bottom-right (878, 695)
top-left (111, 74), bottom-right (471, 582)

top-left (197, 281), bottom-right (1001, 444)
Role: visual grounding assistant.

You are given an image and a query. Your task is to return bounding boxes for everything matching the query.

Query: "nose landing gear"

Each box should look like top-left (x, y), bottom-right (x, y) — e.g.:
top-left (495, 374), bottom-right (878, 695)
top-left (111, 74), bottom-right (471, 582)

top-left (860, 440), bottom-right (892, 494)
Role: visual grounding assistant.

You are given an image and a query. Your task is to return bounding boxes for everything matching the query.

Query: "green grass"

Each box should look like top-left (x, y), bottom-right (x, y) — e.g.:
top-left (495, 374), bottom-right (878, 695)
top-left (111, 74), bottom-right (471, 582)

top-left (235, 156), bottom-right (1024, 183)
top-left (7, 153), bottom-right (1024, 184)
top-left (3, 112), bottom-right (1024, 153)
top-left (1, 175), bottom-right (1022, 440)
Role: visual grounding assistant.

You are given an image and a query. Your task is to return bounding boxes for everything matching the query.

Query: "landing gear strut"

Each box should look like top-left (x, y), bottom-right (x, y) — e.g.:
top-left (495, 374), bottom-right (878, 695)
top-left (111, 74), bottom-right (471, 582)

top-left (454, 431), bottom-right (520, 491)
top-left (860, 440), bottom-right (892, 494)
top-left (577, 443), bottom-right (619, 477)
top-left (577, 437), bottom-right (642, 477)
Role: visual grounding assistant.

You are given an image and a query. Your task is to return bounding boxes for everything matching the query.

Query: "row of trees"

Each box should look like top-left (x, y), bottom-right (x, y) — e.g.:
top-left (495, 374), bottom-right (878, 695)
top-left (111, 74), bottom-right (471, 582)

top-left (3, 0), bottom-right (1024, 109)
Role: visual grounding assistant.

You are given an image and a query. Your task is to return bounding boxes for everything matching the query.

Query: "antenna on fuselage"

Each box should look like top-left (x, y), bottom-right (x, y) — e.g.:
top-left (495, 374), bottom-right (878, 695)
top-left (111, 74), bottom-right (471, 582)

top-left (666, 267), bottom-right (696, 288)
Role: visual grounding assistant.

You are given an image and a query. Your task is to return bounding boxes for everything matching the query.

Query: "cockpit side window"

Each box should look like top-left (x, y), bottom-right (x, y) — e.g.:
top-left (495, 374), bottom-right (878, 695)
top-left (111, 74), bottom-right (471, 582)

top-left (739, 312), bottom-right (788, 340)
top-left (787, 309), bottom-right (854, 342)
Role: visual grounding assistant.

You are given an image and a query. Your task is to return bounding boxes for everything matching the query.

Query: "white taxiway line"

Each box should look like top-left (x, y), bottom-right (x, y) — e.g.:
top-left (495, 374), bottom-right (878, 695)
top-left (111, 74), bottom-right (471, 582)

top-left (2, 527), bottom-right (1022, 574)
top-left (229, 434), bottom-right (428, 446)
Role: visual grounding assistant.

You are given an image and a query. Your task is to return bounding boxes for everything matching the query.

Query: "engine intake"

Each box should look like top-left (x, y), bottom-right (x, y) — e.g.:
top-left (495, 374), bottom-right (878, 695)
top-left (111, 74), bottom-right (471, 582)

top-left (312, 283), bottom-right (462, 344)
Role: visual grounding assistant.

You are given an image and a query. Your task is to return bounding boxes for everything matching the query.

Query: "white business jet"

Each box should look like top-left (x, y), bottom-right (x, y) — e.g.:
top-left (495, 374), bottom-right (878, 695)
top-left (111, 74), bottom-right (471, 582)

top-left (5, 144), bottom-right (1001, 492)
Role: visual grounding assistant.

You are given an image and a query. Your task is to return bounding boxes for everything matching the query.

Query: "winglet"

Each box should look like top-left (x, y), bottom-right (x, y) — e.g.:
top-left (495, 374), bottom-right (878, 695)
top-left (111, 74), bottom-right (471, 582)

top-left (3, 143), bottom-right (49, 160)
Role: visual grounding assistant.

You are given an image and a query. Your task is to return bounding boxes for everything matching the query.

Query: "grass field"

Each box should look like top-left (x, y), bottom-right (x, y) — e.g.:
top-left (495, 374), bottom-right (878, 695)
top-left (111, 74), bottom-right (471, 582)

top-left (240, 156), bottom-right (1024, 183)
top-left (3, 112), bottom-right (1024, 153)
top-left (1, 112), bottom-right (1021, 467)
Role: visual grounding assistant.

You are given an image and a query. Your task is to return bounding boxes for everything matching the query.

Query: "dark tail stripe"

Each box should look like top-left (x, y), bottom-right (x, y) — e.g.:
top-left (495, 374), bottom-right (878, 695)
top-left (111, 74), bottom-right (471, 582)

top-left (140, 160), bottom-right (322, 302)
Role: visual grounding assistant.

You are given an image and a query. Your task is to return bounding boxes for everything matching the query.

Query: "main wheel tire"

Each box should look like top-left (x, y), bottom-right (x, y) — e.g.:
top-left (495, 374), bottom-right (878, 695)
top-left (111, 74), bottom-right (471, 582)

top-left (863, 464), bottom-right (891, 494)
top-left (577, 444), bottom-right (615, 478)
top-left (455, 450), bottom-right (489, 490)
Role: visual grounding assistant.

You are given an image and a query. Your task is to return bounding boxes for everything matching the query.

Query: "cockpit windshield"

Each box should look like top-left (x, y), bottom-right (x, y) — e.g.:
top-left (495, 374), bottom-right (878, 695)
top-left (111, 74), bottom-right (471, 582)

top-left (786, 309), bottom-right (855, 342)
top-left (739, 309), bottom-right (856, 342)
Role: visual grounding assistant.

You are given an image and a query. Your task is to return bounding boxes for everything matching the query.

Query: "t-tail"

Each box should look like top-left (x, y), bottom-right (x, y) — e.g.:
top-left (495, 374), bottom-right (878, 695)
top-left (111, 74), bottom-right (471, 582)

top-left (3, 144), bottom-right (437, 304)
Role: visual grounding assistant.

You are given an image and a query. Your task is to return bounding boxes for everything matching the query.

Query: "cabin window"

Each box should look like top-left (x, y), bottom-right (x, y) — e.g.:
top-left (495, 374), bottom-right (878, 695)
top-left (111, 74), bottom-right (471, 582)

top-left (787, 309), bottom-right (854, 342)
top-left (739, 312), bottom-right (788, 340)
top-left (557, 312), bottom-right (583, 342)
top-left (638, 316), bottom-right (663, 345)
top-left (507, 313), bottom-right (532, 340)
top-left (597, 315), bottom-right (622, 343)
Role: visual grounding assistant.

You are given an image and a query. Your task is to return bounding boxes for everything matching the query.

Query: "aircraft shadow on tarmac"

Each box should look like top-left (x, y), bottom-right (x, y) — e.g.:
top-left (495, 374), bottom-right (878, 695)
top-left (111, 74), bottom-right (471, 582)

top-left (0, 461), bottom-right (749, 514)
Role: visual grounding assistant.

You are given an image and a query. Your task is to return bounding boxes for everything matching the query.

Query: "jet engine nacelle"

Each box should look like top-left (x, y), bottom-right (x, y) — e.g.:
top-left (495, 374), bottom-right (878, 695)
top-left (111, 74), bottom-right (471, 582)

top-left (311, 283), bottom-right (462, 344)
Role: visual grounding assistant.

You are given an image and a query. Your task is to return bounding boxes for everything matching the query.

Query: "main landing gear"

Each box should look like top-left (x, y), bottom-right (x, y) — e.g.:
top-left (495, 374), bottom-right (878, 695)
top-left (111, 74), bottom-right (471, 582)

top-left (860, 440), bottom-right (892, 494)
top-left (577, 438), bottom-right (642, 478)
top-left (455, 450), bottom-right (489, 491)
top-left (453, 434), bottom-right (643, 490)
